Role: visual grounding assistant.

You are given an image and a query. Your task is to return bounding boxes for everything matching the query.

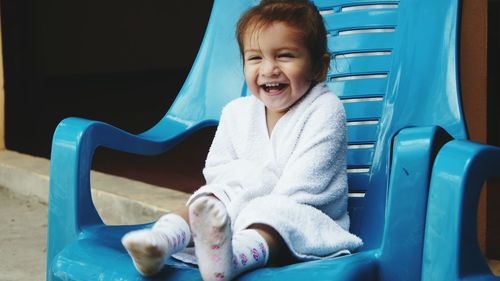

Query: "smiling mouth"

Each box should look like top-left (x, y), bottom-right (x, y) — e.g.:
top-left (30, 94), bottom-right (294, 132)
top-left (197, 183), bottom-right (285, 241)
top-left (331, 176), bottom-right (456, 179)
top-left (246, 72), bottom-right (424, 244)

top-left (261, 83), bottom-right (288, 94)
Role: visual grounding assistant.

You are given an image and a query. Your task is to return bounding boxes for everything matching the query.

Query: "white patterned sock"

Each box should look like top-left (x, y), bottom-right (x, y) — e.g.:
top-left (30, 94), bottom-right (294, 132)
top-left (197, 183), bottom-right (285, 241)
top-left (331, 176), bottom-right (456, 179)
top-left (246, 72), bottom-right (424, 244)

top-left (231, 229), bottom-right (269, 277)
top-left (189, 197), bottom-right (269, 281)
top-left (122, 213), bottom-right (190, 276)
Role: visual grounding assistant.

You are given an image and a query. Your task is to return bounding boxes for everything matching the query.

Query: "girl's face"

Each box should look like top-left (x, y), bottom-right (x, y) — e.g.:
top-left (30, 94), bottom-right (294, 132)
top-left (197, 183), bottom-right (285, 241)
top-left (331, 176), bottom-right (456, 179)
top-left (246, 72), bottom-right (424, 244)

top-left (243, 22), bottom-right (313, 117)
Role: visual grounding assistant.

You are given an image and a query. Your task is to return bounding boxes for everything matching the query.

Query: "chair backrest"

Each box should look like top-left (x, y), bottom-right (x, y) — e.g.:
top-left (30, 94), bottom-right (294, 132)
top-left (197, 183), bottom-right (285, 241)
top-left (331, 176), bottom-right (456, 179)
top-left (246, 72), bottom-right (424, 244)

top-left (316, 0), bottom-right (466, 249)
top-left (147, 0), bottom-right (466, 250)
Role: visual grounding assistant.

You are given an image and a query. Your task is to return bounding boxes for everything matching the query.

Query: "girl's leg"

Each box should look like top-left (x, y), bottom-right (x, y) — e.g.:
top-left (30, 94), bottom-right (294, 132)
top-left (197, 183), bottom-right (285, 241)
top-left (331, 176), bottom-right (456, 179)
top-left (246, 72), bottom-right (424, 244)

top-left (122, 205), bottom-right (191, 276)
top-left (249, 223), bottom-right (292, 265)
top-left (189, 197), bottom-right (290, 281)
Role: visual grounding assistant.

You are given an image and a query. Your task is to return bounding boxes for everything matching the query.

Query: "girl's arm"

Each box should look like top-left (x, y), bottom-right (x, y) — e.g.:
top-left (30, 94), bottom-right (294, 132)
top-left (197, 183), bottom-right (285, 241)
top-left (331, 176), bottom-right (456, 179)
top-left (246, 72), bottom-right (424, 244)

top-left (273, 96), bottom-right (348, 209)
top-left (187, 102), bottom-right (242, 205)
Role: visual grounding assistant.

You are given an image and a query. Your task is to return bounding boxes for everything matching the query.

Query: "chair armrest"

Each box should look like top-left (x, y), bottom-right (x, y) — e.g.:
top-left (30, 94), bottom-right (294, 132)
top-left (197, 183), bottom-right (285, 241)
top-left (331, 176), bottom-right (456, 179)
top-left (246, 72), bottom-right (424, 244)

top-left (47, 116), bottom-right (203, 268)
top-left (422, 140), bottom-right (500, 281)
top-left (377, 126), bottom-right (452, 281)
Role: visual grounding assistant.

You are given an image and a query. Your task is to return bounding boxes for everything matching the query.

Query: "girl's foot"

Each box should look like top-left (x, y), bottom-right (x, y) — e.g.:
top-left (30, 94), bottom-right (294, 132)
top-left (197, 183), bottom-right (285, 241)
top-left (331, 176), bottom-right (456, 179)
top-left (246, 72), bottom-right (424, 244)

top-left (122, 213), bottom-right (190, 276)
top-left (189, 197), bottom-right (270, 281)
top-left (189, 197), bottom-right (233, 281)
top-left (122, 229), bottom-right (168, 276)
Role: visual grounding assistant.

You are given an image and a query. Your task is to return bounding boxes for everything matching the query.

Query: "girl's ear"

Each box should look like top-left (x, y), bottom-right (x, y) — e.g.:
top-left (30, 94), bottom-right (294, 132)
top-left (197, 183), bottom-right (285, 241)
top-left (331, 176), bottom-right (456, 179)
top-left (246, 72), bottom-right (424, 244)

top-left (313, 53), bottom-right (331, 82)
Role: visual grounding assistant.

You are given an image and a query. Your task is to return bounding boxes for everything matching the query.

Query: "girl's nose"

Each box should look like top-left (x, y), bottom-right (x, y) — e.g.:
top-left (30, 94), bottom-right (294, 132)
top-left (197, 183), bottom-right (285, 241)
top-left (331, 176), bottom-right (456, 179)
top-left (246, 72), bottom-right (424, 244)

top-left (261, 59), bottom-right (280, 77)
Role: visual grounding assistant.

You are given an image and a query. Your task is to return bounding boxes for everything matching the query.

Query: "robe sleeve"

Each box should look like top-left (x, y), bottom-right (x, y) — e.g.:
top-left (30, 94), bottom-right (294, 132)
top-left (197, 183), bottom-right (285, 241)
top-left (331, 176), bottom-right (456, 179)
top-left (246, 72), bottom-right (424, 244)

top-left (187, 101), bottom-right (243, 206)
top-left (272, 94), bottom-right (348, 215)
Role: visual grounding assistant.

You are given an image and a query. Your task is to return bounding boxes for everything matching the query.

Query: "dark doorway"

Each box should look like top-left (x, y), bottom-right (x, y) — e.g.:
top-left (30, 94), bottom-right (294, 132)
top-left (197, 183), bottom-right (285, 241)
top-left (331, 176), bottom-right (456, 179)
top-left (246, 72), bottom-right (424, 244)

top-left (1, 0), bottom-right (214, 193)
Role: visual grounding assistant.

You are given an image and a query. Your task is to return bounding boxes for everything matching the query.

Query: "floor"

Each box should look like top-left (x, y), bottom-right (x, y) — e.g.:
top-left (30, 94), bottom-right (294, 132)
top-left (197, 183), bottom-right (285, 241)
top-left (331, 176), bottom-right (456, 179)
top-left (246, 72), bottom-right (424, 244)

top-left (0, 188), bottom-right (47, 281)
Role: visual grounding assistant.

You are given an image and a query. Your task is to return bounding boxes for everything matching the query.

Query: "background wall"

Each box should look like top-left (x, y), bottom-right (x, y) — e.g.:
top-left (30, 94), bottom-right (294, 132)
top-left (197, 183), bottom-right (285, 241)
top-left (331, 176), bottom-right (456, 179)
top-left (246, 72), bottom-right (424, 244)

top-left (487, 0), bottom-right (500, 259)
top-left (460, 0), bottom-right (488, 255)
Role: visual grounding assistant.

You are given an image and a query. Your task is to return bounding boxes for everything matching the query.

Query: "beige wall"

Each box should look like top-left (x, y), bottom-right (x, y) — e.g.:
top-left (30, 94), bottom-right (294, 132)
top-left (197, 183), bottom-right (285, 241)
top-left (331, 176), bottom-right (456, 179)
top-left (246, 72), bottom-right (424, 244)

top-left (460, 0), bottom-right (489, 254)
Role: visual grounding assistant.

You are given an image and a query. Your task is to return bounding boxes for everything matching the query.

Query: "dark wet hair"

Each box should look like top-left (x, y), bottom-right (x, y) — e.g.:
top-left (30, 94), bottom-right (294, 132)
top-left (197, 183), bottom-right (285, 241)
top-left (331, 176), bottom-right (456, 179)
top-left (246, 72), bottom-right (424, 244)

top-left (236, 0), bottom-right (330, 82)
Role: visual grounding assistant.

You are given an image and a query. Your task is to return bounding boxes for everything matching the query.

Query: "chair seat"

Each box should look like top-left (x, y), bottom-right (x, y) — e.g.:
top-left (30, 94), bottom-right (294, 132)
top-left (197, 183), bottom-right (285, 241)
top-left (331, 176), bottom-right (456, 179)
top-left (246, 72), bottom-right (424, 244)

top-left (49, 225), bottom-right (201, 281)
top-left (49, 225), bottom-right (378, 281)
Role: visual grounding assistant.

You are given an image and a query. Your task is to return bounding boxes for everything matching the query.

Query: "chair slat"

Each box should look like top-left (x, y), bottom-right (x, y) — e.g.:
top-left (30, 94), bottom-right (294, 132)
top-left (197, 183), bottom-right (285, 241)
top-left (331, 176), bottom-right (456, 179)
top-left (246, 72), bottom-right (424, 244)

top-left (328, 32), bottom-right (395, 55)
top-left (347, 123), bottom-right (378, 143)
top-left (323, 9), bottom-right (398, 34)
top-left (347, 172), bottom-right (370, 191)
top-left (330, 54), bottom-right (393, 76)
top-left (343, 100), bottom-right (383, 121)
top-left (347, 147), bottom-right (374, 166)
top-left (327, 78), bottom-right (387, 98)
top-left (313, 0), bottom-right (399, 10)
top-left (347, 196), bottom-right (365, 235)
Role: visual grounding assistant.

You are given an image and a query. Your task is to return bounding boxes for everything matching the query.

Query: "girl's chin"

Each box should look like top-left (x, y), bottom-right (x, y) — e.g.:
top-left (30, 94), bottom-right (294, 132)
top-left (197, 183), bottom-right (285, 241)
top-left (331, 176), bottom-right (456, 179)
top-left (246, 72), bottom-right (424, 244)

top-left (263, 90), bottom-right (285, 97)
top-left (264, 104), bottom-right (289, 114)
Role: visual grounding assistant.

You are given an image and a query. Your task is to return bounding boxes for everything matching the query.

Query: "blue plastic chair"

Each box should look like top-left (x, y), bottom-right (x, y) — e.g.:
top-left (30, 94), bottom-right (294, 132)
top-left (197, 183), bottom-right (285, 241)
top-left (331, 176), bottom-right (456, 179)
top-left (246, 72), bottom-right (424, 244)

top-left (46, 0), bottom-right (483, 280)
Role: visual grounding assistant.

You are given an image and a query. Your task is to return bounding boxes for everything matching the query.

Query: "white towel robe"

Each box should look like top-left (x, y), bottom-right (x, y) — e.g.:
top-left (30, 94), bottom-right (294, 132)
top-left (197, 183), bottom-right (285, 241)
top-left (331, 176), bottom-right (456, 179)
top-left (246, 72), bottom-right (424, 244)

top-left (188, 83), bottom-right (363, 260)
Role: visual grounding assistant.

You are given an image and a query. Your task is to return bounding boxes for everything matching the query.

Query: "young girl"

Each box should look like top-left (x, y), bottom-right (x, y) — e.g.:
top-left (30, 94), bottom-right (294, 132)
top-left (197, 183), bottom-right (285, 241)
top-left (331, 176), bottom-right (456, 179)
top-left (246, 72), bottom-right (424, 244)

top-left (122, 0), bottom-right (362, 280)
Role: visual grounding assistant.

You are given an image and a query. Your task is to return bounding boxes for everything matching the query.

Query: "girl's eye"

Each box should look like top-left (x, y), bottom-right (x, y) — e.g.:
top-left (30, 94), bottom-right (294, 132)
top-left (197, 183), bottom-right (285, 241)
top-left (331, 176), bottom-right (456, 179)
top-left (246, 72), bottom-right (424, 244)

top-left (278, 53), bottom-right (294, 58)
top-left (246, 55), bottom-right (262, 61)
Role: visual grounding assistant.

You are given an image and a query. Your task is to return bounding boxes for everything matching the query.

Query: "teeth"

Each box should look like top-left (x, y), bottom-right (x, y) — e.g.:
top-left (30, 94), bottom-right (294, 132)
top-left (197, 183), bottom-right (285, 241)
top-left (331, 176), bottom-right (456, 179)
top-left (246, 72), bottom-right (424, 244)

top-left (263, 83), bottom-right (280, 87)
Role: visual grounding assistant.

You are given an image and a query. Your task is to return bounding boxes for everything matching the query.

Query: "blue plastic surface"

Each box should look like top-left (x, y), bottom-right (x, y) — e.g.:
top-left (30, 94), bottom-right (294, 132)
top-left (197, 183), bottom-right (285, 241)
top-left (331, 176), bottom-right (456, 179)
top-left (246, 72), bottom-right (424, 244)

top-left (422, 141), bottom-right (500, 281)
top-left (46, 0), bottom-right (473, 280)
